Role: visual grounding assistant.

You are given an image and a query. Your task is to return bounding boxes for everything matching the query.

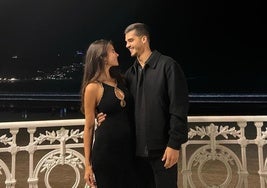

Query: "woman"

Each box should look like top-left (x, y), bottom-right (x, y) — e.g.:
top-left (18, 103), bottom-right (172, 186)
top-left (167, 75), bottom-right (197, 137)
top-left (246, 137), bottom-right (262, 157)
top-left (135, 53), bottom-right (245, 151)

top-left (80, 39), bottom-right (136, 188)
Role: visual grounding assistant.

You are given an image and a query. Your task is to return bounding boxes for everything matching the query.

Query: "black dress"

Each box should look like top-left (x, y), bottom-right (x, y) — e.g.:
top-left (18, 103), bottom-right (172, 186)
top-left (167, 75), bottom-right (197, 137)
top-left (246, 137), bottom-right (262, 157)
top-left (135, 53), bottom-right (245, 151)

top-left (92, 82), bottom-right (136, 188)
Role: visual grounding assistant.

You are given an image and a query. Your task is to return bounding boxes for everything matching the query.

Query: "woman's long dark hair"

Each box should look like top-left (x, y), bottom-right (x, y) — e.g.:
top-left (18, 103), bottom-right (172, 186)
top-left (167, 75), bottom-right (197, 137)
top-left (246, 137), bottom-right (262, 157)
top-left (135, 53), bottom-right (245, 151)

top-left (80, 39), bottom-right (124, 114)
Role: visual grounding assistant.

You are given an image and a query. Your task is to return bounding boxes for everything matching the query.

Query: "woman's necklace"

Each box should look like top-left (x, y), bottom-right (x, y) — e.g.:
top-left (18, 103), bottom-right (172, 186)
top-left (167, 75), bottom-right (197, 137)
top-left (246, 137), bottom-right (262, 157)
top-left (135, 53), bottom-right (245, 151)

top-left (114, 82), bottom-right (126, 108)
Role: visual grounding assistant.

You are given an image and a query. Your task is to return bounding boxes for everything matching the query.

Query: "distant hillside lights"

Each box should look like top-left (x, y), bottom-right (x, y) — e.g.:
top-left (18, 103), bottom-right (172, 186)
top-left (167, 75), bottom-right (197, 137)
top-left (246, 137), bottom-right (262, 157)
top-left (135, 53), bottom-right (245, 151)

top-left (0, 77), bottom-right (19, 82)
top-left (0, 61), bottom-right (83, 82)
top-left (36, 61), bottom-right (83, 80)
top-left (4, 51), bottom-right (84, 81)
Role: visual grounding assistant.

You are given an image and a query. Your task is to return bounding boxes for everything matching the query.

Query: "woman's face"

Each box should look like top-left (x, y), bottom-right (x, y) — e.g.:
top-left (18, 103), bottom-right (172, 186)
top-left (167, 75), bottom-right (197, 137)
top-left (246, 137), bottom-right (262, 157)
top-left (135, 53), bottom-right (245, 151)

top-left (105, 44), bottom-right (119, 67)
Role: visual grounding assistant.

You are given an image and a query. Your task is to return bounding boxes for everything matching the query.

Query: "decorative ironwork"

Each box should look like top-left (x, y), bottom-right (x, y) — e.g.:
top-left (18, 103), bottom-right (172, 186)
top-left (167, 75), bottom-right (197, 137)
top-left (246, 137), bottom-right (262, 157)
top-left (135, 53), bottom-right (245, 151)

top-left (0, 134), bottom-right (12, 146)
top-left (188, 123), bottom-right (241, 139)
top-left (0, 117), bottom-right (267, 187)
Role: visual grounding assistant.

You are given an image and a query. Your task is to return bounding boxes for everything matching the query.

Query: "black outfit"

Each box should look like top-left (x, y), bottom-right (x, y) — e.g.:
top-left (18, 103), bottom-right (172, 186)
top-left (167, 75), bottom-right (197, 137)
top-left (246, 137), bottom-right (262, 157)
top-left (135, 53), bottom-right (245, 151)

top-left (125, 50), bottom-right (189, 188)
top-left (92, 82), bottom-right (136, 188)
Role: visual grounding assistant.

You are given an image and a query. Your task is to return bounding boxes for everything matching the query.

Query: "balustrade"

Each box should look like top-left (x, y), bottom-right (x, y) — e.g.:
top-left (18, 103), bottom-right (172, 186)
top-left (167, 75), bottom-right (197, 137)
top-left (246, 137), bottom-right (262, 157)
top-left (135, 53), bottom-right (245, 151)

top-left (0, 116), bottom-right (267, 188)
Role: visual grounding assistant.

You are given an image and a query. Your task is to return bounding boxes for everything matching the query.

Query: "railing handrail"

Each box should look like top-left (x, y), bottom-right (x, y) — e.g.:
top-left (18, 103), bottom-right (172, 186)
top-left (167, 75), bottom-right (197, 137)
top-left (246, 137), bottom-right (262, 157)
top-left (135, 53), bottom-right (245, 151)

top-left (0, 119), bottom-right (85, 129)
top-left (188, 115), bottom-right (267, 122)
top-left (1, 115), bottom-right (267, 128)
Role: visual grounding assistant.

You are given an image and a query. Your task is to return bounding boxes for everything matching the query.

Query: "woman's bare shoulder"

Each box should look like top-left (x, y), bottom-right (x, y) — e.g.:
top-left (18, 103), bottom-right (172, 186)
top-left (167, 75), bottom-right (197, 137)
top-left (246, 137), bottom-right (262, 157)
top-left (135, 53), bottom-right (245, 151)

top-left (85, 82), bottom-right (101, 92)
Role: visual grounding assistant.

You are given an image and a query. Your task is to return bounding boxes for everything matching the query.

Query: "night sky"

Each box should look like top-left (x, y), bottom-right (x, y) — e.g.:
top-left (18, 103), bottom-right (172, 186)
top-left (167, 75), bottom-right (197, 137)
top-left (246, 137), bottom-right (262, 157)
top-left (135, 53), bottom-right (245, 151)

top-left (0, 0), bottom-right (266, 93)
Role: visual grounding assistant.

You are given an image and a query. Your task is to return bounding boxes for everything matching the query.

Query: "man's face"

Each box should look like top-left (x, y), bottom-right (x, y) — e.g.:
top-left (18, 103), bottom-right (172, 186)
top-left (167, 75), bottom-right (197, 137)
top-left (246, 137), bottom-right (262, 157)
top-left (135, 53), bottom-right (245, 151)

top-left (125, 30), bottom-right (143, 57)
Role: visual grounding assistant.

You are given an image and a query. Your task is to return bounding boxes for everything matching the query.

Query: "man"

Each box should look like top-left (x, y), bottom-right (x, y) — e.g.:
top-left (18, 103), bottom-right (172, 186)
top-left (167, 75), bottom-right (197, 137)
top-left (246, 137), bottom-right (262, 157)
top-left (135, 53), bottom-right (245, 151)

top-left (98, 22), bottom-right (189, 188)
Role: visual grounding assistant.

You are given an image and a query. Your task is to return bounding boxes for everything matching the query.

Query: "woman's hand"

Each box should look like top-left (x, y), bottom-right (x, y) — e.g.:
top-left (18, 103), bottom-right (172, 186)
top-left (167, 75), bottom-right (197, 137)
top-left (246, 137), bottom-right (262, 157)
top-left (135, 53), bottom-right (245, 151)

top-left (84, 165), bottom-right (97, 188)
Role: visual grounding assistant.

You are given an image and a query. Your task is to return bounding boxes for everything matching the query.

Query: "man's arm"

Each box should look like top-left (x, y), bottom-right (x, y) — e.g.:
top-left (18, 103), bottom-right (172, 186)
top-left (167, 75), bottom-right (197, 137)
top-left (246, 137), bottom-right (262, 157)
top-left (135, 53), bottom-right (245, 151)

top-left (166, 60), bottom-right (189, 150)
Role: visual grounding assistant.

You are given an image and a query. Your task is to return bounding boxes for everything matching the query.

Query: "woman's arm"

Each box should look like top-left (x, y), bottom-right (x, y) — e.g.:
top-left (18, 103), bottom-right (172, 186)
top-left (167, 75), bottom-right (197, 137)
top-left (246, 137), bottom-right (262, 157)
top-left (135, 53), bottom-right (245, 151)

top-left (83, 83), bottom-right (99, 187)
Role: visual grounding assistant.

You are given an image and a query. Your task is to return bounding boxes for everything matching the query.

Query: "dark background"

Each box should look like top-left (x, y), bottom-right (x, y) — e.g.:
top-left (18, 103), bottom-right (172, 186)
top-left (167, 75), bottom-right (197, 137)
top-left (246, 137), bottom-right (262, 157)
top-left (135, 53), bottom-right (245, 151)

top-left (1, 0), bottom-right (266, 94)
top-left (0, 0), bottom-right (267, 120)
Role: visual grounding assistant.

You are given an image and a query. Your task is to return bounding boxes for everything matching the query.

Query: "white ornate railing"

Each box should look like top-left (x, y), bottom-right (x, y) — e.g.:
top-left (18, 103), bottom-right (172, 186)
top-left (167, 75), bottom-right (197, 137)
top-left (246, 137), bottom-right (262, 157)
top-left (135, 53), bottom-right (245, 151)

top-left (0, 119), bottom-right (85, 188)
top-left (182, 116), bottom-right (267, 188)
top-left (0, 116), bottom-right (267, 188)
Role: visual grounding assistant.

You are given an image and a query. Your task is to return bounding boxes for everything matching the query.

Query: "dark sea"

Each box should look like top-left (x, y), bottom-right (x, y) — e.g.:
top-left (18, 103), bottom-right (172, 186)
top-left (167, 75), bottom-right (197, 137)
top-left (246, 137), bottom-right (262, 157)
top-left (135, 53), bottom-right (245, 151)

top-left (1, 79), bottom-right (267, 122)
top-left (0, 79), bottom-right (81, 93)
